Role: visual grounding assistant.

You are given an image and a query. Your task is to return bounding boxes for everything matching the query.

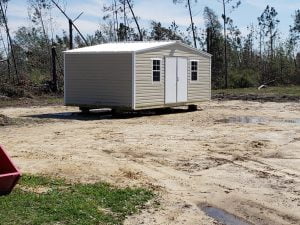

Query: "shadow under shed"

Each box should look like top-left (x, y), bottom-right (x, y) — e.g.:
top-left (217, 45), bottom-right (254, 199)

top-left (24, 108), bottom-right (191, 121)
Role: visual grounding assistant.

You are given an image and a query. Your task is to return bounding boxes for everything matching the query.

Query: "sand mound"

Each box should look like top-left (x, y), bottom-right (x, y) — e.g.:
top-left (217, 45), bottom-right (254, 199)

top-left (0, 114), bottom-right (16, 126)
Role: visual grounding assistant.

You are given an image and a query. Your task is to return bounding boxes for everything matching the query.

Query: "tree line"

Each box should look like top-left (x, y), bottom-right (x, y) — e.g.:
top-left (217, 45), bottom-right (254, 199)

top-left (0, 0), bottom-right (299, 96)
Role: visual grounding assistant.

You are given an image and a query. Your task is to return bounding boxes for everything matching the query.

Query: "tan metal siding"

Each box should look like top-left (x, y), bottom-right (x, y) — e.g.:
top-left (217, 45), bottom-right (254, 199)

top-left (135, 44), bottom-right (211, 109)
top-left (64, 53), bottom-right (132, 107)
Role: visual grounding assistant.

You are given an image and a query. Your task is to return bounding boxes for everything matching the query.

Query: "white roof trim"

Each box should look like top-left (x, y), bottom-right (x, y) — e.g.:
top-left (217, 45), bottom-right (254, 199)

top-left (134, 41), bottom-right (177, 54)
top-left (135, 41), bottom-right (211, 58)
top-left (178, 42), bottom-right (212, 58)
top-left (64, 41), bottom-right (176, 54)
top-left (64, 40), bottom-right (212, 58)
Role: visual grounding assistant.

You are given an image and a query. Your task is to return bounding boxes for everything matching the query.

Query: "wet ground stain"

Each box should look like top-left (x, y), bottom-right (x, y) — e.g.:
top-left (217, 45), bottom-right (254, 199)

top-left (199, 205), bottom-right (253, 225)
top-left (218, 116), bottom-right (300, 125)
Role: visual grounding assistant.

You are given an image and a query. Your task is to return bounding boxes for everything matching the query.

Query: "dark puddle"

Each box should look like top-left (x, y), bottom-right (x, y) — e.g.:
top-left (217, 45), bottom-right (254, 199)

top-left (199, 205), bottom-right (253, 225)
top-left (218, 116), bottom-right (300, 125)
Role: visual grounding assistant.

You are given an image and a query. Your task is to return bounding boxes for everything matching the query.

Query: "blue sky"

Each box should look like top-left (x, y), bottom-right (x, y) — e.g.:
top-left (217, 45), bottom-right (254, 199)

top-left (5, 0), bottom-right (300, 39)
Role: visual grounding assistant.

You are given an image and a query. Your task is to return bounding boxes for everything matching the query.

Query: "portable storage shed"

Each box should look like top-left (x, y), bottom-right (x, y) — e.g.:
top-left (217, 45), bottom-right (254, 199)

top-left (64, 41), bottom-right (211, 111)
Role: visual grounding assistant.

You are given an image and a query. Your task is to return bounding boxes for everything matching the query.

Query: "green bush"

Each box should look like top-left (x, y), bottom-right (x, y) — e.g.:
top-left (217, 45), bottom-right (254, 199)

top-left (30, 69), bottom-right (48, 86)
top-left (0, 83), bottom-right (26, 98)
top-left (229, 69), bottom-right (259, 88)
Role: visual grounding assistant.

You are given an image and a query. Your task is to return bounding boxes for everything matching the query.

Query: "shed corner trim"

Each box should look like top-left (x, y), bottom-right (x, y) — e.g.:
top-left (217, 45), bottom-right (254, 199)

top-left (132, 52), bottom-right (136, 110)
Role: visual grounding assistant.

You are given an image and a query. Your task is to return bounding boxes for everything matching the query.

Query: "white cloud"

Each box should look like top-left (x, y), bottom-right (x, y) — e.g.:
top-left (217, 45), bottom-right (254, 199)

top-left (7, 18), bottom-right (32, 36)
top-left (246, 0), bottom-right (300, 11)
top-left (134, 0), bottom-right (204, 27)
top-left (6, 0), bottom-right (29, 33)
top-left (72, 19), bottom-right (100, 34)
top-left (245, 0), bottom-right (269, 10)
top-left (4, 0), bottom-right (298, 39)
top-left (6, 0), bottom-right (103, 36)
top-left (64, 0), bottom-right (106, 19)
top-left (7, 1), bottom-right (27, 16)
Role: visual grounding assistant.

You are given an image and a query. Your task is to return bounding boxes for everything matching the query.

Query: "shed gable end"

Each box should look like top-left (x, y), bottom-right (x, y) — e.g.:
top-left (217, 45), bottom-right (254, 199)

top-left (136, 42), bottom-right (211, 58)
top-left (134, 44), bottom-right (211, 109)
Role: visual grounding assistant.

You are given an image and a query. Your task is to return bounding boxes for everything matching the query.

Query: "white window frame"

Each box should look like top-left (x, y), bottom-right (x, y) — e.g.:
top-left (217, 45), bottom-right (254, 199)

top-left (152, 58), bottom-right (162, 83)
top-left (190, 60), bottom-right (199, 82)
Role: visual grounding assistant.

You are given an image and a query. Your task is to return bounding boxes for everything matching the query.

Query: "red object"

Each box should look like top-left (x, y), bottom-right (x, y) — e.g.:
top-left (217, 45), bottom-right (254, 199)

top-left (0, 145), bottom-right (21, 195)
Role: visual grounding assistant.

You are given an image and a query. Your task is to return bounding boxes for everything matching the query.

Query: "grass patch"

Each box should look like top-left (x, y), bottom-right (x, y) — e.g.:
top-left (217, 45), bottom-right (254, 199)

top-left (0, 95), bottom-right (63, 108)
top-left (213, 86), bottom-right (300, 97)
top-left (0, 175), bottom-right (154, 225)
top-left (0, 114), bottom-right (50, 127)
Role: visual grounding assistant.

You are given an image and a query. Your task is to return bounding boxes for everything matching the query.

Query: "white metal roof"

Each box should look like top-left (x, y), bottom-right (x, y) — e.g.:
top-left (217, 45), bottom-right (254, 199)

top-left (64, 40), bottom-right (212, 57)
top-left (65, 41), bottom-right (177, 53)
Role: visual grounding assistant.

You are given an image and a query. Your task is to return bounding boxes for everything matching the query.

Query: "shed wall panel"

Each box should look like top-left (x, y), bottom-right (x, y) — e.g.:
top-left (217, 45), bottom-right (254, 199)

top-left (135, 44), bottom-right (211, 108)
top-left (64, 53), bottom-right (132, 107)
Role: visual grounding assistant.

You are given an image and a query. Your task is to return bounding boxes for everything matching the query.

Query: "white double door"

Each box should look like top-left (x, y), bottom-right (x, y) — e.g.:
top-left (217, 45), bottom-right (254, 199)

top-left (165, 57), bottom-right (188, 104)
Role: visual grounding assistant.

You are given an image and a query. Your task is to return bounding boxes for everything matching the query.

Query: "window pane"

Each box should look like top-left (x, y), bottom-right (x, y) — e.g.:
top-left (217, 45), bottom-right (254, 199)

top-left (153, 60), bottom-right (160, 66)
top-left (192, 61), bottom-right (198, 71)
top-left (154, 65), bottom-right (160, 71)
top-left (153, 71), bottom-right (160, 82)
top-left (153, 60), bottom-right (161, 82)
top-left (192, 71), bottom-right (197, 81)
top-left (153, 60), bottom-right (161, 71)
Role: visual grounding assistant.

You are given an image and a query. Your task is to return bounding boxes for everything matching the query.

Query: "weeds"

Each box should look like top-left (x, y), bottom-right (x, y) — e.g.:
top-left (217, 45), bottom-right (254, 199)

top-left (0, 175), bottom-right (154, 225)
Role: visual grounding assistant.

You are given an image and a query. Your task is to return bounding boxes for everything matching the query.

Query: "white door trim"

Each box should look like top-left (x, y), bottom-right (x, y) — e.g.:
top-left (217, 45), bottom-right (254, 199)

top-left (165, 57), bottom-right (188, 104)
top-left (165, 57), bottom-right (177, 104)
top-left (177, 57), bottom-right (188, 102)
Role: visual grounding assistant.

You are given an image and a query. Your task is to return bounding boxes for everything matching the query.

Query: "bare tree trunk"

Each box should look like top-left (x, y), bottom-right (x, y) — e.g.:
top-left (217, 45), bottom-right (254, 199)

top-left (0, 1), bottom-right (18, 82)
top-left (222, 0), bottom-right (228, 88)
top-left (0, 27), bottom-right (10, 78)
top-left (114, 0), bottom-right (119, 41)
top-left (51, 0), bottom-right (88, 46)
top-left (37, 5), bottom-right (52, 79)
top-left (280, 53), bottom-right (283, 83)
top-left (51, 46), bottom-right (57, 92)
top-left (206, 27), bottom-right (211, 53)
top-left (7, 59), bottom-right (10, 79)
top-left (126, 0), bottom-right (143, 41)
top-left (39, 7), bottom-right (49, 44)
top-left (249, 26), bottom-right (253, 66)
top-left (187, 0), bottom-right (197, 48)
top-left (69, 19), bottom-right (73, 49)
top-left (123, 0), bottom-right (127, 41)
top-left (270, 29), bottom-right (275, 60)
top-left (269, 27), bottom-right (272, 60)
top-left (259, 29), bottom-right (262, 58)
top-left (112, 0), bottom-right (117, 41)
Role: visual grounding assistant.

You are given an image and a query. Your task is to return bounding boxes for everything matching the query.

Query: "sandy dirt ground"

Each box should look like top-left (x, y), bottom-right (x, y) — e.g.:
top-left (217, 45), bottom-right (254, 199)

top-left (1, 100), bottom-right (300, 225)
